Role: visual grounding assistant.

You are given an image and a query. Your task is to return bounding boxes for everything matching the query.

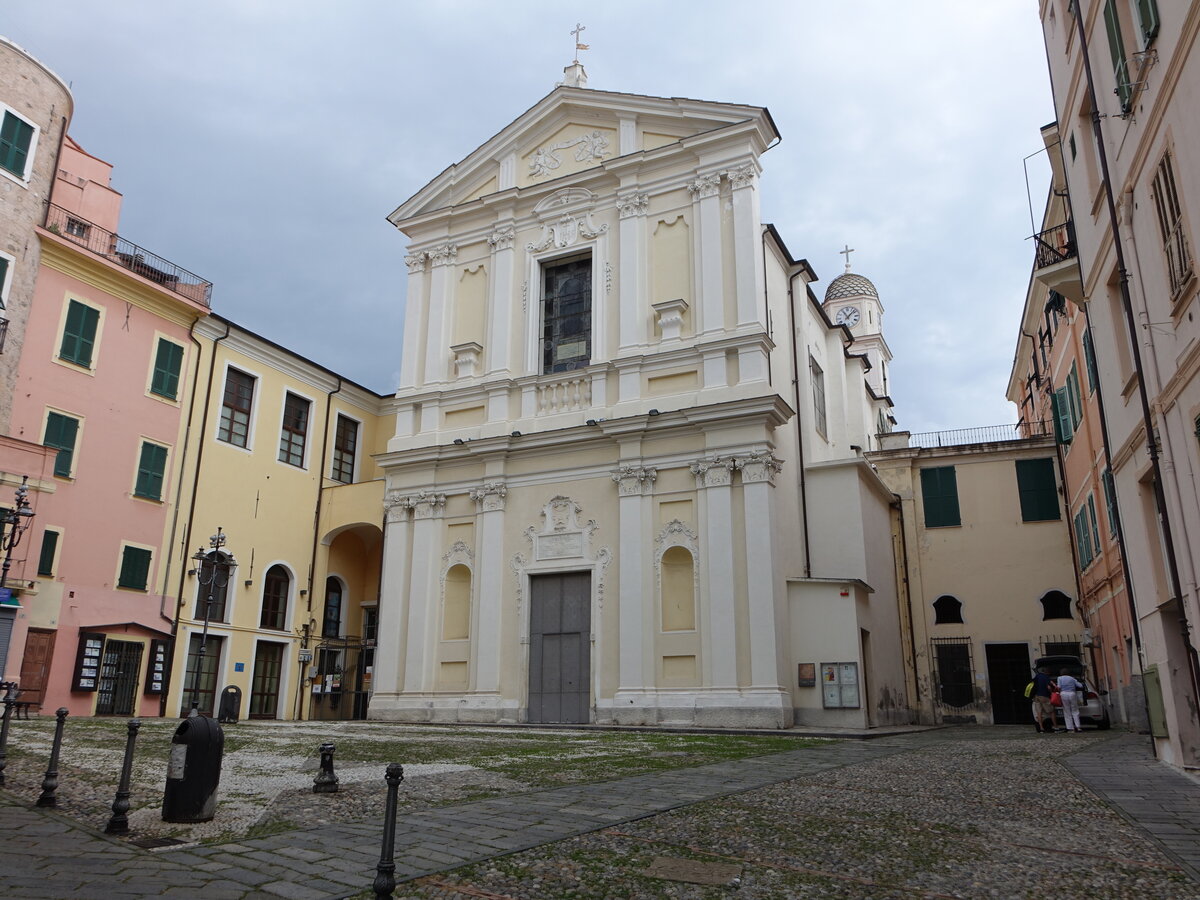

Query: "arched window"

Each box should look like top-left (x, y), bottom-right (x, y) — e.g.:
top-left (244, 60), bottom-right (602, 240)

top-left (1040, 590), bottom-right (1073, 620)
top-left (260, 565), bottom-right (289, 630)
top-left (661, 546), bottom-right (696, 631)
top-left (443, 564), bottom-right (471, 640)
top-left (933, 595), bottom-right (964, 625)
top-left (323, 577), bottom-right (343, 637)
top-left (196, 550), bottom-right (233, 623)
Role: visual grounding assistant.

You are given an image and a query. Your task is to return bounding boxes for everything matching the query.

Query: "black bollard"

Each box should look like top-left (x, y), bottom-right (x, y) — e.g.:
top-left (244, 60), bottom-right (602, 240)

top-left (36, 707), bottom-right (69, 808)
top-left (0, 681), bottom-right (16, 787)
top-left (313, 741), bottom-right (339, 794)
top-left (106, 719), bottom-right (142, 834)
top-left (372, 762), bottom-right (405, 899)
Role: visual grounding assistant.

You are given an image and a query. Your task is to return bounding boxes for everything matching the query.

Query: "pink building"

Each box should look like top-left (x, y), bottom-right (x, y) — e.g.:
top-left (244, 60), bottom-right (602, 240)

top-left (6, 137), bottom-right (211, 716)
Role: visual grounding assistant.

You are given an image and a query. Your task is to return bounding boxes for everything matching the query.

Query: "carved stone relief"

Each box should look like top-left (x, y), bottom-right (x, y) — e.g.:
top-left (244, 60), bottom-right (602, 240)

top-left (724, 164), bottom-right (756, 190)
top-left (487, 225), bottom-right (516, 251)
top-left (528, 131), bottom-right (611, 178)
top-left (737, 450), bottom-right (783, 484)
top-left (616, 191), bottom-right (649, 218)
top-left (426, 243), bottom-right (458, 267)
top-left (404, 253), bottom-right (427, 273)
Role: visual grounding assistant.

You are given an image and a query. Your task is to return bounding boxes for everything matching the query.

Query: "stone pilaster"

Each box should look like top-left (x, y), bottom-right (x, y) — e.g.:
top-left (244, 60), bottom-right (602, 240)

top-left (688, 173), bottom-right (724, 336)
top-left (691, 456), bottom-right (738, 687)
top-left (422, 243), bottom-right (457, 385)
top-left (469, 481), bottom-right (508, 695)
top-left (402, 491), bottom-right (447, 693)
top-left (736, 451), bottom-right (785, 688)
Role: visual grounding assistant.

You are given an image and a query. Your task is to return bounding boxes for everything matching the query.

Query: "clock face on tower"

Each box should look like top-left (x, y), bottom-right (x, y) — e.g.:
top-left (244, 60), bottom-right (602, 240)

top-left (834, 306), bottom-right (860, 327)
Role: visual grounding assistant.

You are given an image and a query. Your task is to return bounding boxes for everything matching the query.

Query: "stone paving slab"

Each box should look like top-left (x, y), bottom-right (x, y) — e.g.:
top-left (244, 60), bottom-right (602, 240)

top-left (2, 728), bottom-right (1196, 898)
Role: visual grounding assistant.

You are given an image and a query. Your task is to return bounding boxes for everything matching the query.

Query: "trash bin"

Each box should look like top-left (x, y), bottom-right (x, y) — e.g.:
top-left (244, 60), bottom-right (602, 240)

top-left (218, 685), bottom-right (242, 724)
top-left (162, 715), bottom-right (224, 823)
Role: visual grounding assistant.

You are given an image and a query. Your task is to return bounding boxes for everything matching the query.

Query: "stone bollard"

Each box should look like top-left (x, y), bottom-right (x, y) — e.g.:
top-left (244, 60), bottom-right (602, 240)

top-left (106, 719), bottom-right (142, 834)
top-left (372, 762), bottom-right (405, 899)
top-left (0, 681), bottom-right (17, 787)
top-left (36, 707), bottom-right (69, 808)
top-left (313, 741), bottom-right (339, 793)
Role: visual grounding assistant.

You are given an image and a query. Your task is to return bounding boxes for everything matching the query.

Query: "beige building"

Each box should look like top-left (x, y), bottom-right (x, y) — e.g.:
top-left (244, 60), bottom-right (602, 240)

top-left (371, 65), bottom-right (911, 729)
top-left (870, 431), bottom-right (1082, 725)
top-left (164, 316), bottom-right (394, 721)
top-left (1032, 0), bottom-right (1200, 763)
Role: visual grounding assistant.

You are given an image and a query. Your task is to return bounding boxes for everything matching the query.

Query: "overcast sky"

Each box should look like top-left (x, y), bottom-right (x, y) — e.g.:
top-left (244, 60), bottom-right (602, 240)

top-left (5, 1), bottom-right (1054, 434)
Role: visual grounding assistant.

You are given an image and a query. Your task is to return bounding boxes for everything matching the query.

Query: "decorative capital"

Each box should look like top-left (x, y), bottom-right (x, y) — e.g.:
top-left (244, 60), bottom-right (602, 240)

top-left (487, 225), bottom-right (516, 251)
top-left (426, 243), bottom-right (458, 267)
top-left (724, 164), bottom-right (756, 190)
top-left (451, 341), bottom-right (483, 379)
top-left (469, 481), bottom-right (508, 512)
top-left (737, 450), bottom-right (783, 484)
top-left (616, 191), bottom-right (649, 218)
top-left (611, 465), bottom-right (657, 496)
top-left (384, 490), bottom-right (413, 523)
top-left (652, 298), bottom-right (689, 342)
top-left (404, 253), bottom-right (427, 273)
top-left (409, 491), bottom-right (447, 519)
top-left (687, 173), bottom-right (721, 199)
top-left (690, 456), bottom-right (737, 488)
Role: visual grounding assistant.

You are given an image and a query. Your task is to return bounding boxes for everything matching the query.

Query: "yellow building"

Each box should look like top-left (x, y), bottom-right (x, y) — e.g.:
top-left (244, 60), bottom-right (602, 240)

top-left (164, 316), bottom-right (393, 720)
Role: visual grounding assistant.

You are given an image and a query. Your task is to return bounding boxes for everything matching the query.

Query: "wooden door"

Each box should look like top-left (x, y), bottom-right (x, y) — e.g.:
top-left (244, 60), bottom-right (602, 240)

top-left (249, 641), bottom-right (285, 719)
top-left (19, 629), bottom-right (56, 709)
top-left (986, 642), bottom-right (1032, 725)
top-left (528, 572), bottom-right (591, 724)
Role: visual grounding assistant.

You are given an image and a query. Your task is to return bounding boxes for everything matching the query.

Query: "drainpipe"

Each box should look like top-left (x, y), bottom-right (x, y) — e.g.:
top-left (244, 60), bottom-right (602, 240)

top-left (1071, 6), bottom-right (1200, 715)
top-left (786, 269), bottom-right (812, 578)
top-left (298, 376), bottom-right (343, 721)
top-left (892, 494), bottom-right (921, 712)
top-left (160, 319), bottom-right (231, 717)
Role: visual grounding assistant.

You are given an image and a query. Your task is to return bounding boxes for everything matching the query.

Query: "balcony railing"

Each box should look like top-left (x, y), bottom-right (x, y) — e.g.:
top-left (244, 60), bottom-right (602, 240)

top-left (908, 421), bottom-right (1051, 449)
top-left (43, 204), bottom-right (212, 307)
top-left (1032, 221), bottom-right (1077, 271)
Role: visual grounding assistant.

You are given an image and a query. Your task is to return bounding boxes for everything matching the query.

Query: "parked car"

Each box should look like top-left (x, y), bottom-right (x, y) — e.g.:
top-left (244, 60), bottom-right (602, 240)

top-left (1034, 654), bottom-right (1111, 730)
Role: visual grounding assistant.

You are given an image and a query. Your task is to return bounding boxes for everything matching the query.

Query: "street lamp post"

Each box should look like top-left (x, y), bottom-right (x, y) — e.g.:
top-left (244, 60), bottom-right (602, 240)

top-left (1, 476), bottom-right (35, 591)
top-left (188, 528), bottom-right (237, 717)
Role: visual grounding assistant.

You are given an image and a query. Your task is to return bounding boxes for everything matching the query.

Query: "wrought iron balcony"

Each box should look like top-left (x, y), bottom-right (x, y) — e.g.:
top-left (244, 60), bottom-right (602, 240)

top-left (1032, 222), bottom-right (1077, 270)
top-left (43, 204), bottom-right (212, 307)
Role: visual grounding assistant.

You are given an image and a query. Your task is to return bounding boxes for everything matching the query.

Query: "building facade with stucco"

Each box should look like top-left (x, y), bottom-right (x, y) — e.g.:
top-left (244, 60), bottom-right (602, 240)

top-left (370, 64), bottom-right (911, 729)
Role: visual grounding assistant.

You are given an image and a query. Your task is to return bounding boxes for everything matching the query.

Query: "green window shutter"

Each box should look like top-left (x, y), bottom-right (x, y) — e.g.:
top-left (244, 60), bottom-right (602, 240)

top-left (1083, 330), bottom-right (1099, 393)
top-left (1136, 0), bottom-right (1160, 43)
top-left (150, 339), bottom-right (184, 399)
top-left (0, 111), bottom-right (34, 177)
top-left (58, 300), bottom-right (99, 367)
top-left (1102, 469), bottom-right (1119, 533)
top-left (43, 412), bottom-right (80, 478)
top-left (1068, 363), bottom-right (1083, 428)
top-left (1015, 458), bottom-right (1060, 522)
top-left (118, 546), bottom-right (152, 591)
top-left (0, 256), bottom-right (8, 309)
top-left (1052, 388), bottom-right (1074, 443)
top-left (1073, 509), bottom-right (1093, 568)
top-left (37, 530), bottom-right (59, 577)
top-left (920, 466), bottom-right (961, 527)
top-left (1088, 494), bottom-right (1102, 550)
top-left (1104, 0), bottom-right (1132, 111)
top-left (134, 442), bottom-right (168, 500)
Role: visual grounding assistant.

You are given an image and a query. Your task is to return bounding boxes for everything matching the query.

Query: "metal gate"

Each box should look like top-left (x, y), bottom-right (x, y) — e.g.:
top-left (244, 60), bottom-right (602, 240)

top-left (96, 640), bottom-right (143, 715)
top-left (310, 636), bottom-right (371, 721)
top-left (528, 572), bottom-right (591, 724)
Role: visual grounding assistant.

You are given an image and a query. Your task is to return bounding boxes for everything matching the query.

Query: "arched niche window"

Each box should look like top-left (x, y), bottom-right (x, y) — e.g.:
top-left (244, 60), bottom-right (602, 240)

top-left (260, 565), bottom-right (289, 631)
top-left (323, 576), bottom-right (344, 637)
top-left (660, 546), bottom-right (696, 631)
top-left (933, 595), bottom-right (964, 625)
top-left (443, 564), bottom-right (472, 640)
top-left (1040, 590), bottom-right (1073, 621)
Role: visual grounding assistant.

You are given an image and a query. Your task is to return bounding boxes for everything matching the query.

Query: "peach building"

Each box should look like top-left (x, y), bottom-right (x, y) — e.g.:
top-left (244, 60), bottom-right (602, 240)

top-left (7, 135), bottom-right (211, 715)
top-left (1028, 0), bottom-right (1200, 764)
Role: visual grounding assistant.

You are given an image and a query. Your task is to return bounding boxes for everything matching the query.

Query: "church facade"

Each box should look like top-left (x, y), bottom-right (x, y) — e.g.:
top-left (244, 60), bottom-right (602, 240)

top-left (369, 66), bottom-right (910, 729)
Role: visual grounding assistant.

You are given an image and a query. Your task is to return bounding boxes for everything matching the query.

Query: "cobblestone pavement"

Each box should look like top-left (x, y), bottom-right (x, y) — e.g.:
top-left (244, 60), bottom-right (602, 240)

top-left (2, 727), bottom-right (1198, 899)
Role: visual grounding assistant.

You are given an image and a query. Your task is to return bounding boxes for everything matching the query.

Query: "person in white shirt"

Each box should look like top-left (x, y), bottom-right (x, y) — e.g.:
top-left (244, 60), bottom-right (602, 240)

top-left (1057, 669), bottom-right (1084, 733)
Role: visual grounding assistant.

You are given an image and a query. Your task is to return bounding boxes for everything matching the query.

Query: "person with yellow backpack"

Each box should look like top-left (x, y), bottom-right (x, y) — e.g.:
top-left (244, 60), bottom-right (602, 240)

top-left (1025, 669), bottom-right (1057, 733)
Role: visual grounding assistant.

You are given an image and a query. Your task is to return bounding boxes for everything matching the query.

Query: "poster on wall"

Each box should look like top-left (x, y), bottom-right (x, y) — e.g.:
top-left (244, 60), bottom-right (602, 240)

top-left (820, 662), bottom-right (861, 709)
top-left (71, 632), bottom-right (106, 692)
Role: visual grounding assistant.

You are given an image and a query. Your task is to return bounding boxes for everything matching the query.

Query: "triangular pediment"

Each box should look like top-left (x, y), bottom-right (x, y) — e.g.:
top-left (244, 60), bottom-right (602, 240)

top-left (389, 86), bottom-right (776, 227)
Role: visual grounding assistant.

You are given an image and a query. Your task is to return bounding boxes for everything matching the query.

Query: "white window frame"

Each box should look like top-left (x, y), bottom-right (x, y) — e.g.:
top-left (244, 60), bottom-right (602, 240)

top-left (0, 103), bottom-right (40, 187)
